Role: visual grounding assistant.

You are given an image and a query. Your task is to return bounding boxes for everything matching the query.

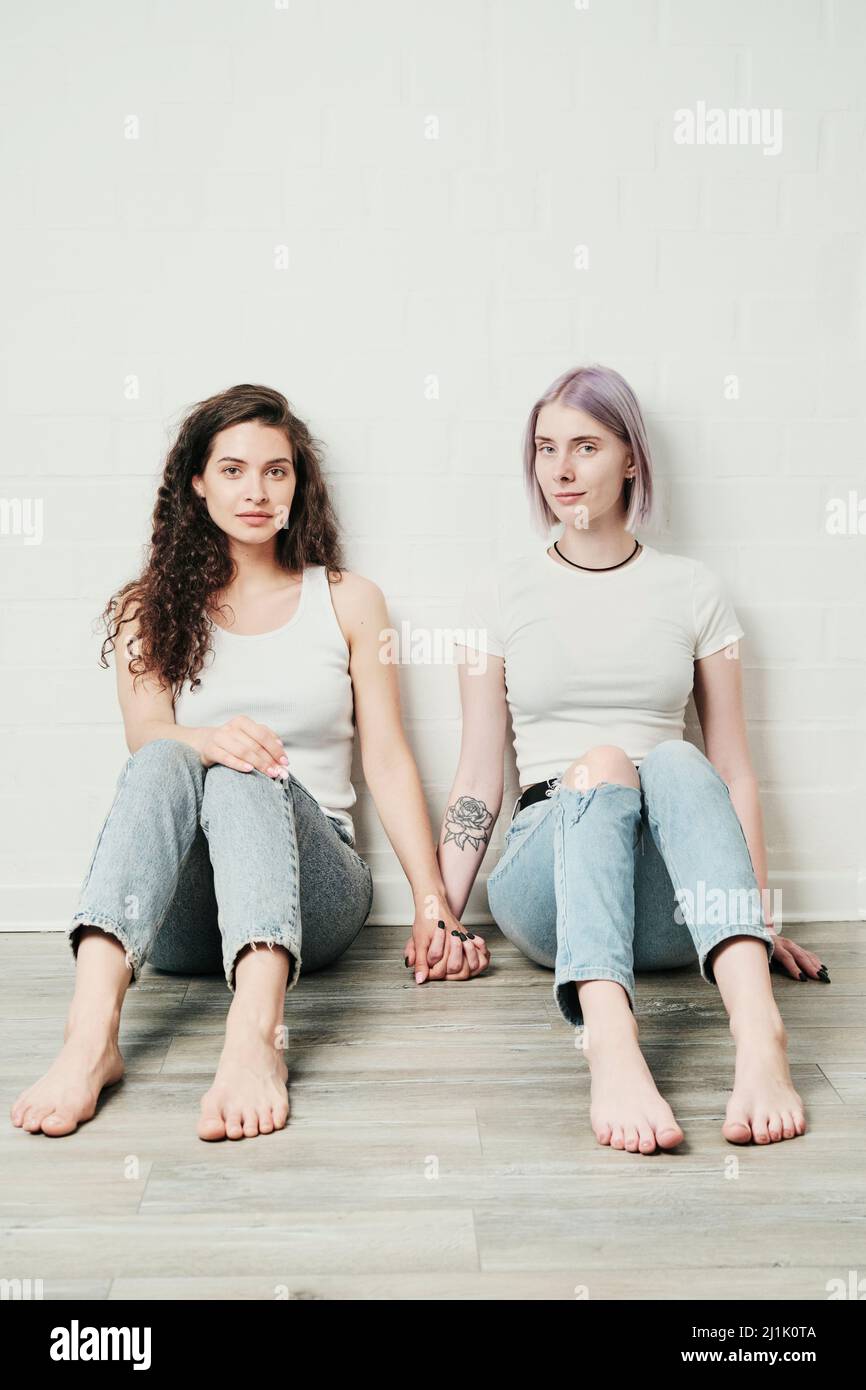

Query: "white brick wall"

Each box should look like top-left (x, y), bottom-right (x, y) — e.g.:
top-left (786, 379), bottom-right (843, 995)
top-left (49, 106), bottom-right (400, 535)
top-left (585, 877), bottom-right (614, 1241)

top-left (0, 0), bottom-right (863, 933)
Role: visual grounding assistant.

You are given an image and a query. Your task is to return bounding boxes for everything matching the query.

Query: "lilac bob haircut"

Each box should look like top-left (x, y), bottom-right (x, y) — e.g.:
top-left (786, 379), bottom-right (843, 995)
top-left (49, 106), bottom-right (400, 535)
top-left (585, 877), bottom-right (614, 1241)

top-left (522, 364), bottom-right (655, 537)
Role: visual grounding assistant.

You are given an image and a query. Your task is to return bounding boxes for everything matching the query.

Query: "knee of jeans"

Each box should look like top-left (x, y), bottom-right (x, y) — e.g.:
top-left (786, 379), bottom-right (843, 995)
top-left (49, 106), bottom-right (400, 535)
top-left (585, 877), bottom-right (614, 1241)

top-left (639, 739), bottom-right (710, 788)
top-left (132, 738), bottom-right (202, 775)
top-left (202, 760), bottom-right (260, 802)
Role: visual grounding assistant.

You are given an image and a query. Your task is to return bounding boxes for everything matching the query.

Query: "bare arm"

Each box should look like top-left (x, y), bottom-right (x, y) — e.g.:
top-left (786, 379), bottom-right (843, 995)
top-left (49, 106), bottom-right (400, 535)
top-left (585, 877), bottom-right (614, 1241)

top-left (693, 643), bottom-right (821, 983)
top-left (114, 609), bottom-right (207, 756)
top-left (437, 644), bottom-right (508, 920)
top-left (334, 573), bottom-right (488, 981)
top-left (693, 644), bottom-right (770, 917)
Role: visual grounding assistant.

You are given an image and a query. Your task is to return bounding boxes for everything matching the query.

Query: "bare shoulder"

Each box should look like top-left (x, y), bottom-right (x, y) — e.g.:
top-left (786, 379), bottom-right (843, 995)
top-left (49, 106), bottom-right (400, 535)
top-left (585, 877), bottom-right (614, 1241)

top-left (327, 569), bottom-right (388, 645)
top-left (328, 568), bottom-right (386, 614)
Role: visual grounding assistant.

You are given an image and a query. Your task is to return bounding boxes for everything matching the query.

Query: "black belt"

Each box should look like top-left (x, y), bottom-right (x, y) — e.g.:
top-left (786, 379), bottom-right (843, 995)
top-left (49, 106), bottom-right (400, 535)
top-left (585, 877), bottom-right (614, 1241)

top-left (511, 776), bottom-right (561, 822)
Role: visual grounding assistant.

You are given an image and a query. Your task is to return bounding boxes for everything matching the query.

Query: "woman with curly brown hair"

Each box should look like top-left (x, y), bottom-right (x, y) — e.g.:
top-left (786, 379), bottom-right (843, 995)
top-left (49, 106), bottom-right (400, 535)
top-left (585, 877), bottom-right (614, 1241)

top-left (10, 383), bottom-right (488, 1142)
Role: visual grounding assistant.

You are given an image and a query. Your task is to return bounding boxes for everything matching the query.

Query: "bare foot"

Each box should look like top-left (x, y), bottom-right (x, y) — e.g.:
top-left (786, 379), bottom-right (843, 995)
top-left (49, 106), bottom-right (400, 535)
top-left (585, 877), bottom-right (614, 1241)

top-left (198, 1001), bottom-right (289, 1141)
top-left (10, 1020), bottom-right (124, 1137)
top-left (723, 1022), bottom-right (806, 1144)
top-left (583, 1026), bottom-right (684, 1154)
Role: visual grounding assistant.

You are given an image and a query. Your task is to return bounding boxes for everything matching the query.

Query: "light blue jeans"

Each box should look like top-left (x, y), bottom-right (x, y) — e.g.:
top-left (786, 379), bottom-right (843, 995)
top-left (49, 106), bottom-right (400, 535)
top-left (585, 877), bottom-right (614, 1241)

top-left (486, 740), bottom-right (776, 1027)
top-left (68, 739), bottom-right (374, 992)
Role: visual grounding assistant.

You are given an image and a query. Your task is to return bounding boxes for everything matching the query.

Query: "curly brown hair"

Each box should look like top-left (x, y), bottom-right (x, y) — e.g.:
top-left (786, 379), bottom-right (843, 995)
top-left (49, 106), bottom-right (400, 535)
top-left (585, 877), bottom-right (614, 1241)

top-left (99, 383), bottom-right (344, 694)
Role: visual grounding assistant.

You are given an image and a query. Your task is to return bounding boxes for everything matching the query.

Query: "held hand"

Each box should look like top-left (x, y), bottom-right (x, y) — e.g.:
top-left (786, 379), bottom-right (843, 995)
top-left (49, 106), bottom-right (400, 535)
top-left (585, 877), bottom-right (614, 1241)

top-left (199, 715), bottom-right (290, 779)
top-left (403, 908), bottom-right (490, 983)
top-left (769, 933), bottom-right (828, 982)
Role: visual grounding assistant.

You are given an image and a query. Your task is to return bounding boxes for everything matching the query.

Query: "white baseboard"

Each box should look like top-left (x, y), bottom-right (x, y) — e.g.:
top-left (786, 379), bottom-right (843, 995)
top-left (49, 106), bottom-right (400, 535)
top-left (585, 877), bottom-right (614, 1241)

top-left (1, 872), bottom-right (862, 930)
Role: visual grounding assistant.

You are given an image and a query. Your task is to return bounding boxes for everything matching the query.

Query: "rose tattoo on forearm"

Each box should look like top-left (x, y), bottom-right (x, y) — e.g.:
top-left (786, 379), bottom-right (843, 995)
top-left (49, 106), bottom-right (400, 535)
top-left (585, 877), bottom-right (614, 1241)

top-left (444, 795), bottom-right (494, 851)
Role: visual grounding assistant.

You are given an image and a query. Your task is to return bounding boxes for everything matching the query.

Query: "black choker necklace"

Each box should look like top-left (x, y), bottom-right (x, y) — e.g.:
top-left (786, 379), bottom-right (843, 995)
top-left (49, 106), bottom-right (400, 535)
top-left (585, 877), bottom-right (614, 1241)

top-left (552, 538), bottom-right (641, 571)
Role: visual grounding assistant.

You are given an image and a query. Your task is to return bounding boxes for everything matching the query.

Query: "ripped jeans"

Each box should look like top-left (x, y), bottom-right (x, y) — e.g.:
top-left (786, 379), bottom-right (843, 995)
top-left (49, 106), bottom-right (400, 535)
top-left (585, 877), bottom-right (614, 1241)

top-left (68, 739), bottom-right (374, 992)
top-left (486, 740), bottom-right (776, 1028)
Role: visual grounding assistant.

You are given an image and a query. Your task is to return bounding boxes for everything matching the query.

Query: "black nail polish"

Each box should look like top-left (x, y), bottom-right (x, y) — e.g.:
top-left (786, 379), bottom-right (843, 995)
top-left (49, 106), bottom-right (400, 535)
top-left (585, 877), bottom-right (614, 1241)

top-left (451, 929), bottom-right (460, 937)
top-left (818, 969), bottom-right (831, 983)
top-left (466, 931), bottom-right (476, 939)
top-left (437, 920), bottom-right (446, 930)
top-left (798, 971), bottom-right (807, 981)
top-left (459, 932), bottom-right (467, 941)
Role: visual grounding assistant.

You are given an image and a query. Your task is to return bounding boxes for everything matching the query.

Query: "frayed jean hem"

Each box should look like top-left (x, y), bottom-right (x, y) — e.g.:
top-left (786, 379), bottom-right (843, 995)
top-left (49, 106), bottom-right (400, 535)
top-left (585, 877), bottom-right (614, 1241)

top-left (224, 930), bottom-right (302, 995)
top-left (699, 924), bottom-right (776, 985)
top-left (554, 968), bottom-right (636, 1028)
top-left (69, 912), bottom-right (143, 984)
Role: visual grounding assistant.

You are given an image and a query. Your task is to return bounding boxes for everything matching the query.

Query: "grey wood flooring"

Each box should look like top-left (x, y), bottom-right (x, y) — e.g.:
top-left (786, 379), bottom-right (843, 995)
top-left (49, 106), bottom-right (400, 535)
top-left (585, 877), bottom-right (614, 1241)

top-left (1, 923), bottom-right (863, 1301)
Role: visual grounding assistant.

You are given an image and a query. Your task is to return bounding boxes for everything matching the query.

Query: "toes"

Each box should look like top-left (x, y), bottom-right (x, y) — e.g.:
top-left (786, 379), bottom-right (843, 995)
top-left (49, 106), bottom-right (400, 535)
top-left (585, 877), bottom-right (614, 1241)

top-left (638, 1126), bottom-right (657, 1153)
top-left (610, 1125), bottom-right (624, 1150)
top-left (10, 1095), bottom-right (30, 1125)
top-left (198, 1119), bottom-right (227, 1142)
top-left (197, 1101), bottom-right (228, 1140)
top-left (27, 1101), bottom-right (59, 1129)
top-left (624, 1127), bottom-right (640, 1152)
top-left (198, 1090), bottom-right (232, 1141)
top-left (751, 1115), bottom-right (771, 1144)
top-left (224, 1109), bottom-right (244, 1140)
top-left (656, 1125), bottom-right (683, 1149)
top-left (722, 1117), bottom-right (753, 1145)
top-left (723, 1097), bottom-right (806, 1145)
top-left (199, 1087), bottom-right (289, 1140)
top-left (40, 1109), bottom-right (80, 1136)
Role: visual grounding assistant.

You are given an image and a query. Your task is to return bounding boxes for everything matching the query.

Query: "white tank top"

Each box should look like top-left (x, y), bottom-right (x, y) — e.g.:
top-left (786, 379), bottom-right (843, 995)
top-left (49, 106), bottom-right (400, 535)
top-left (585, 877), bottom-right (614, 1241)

top-left (173, 565), bottom-right (357, 842)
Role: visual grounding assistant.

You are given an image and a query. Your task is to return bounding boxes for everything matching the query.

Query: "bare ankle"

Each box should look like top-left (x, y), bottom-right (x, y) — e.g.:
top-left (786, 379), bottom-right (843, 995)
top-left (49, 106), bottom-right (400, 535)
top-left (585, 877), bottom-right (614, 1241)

top-left (66, 1001), bottom-right (122, 1042)
top-left (226, 995), bottom-right (284, 1041)
top-left (575, 980), bottom-right (637, 1033)
top-left (729, 1011), bottom-right (787, 1047)
top-left (581, 1013), bottom-right (641, 1059)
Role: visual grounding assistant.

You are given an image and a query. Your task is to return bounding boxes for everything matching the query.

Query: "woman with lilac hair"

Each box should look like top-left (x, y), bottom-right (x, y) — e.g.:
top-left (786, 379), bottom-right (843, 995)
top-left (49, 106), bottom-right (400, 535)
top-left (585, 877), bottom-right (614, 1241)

top-left (426, 364), bottom-right (828, 1154)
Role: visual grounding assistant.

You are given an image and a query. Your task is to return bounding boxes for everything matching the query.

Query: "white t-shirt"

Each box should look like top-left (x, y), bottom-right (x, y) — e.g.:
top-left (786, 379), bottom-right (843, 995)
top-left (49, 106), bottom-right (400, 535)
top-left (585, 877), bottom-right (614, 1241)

top-left (456, 543), bottom-right (744, 787)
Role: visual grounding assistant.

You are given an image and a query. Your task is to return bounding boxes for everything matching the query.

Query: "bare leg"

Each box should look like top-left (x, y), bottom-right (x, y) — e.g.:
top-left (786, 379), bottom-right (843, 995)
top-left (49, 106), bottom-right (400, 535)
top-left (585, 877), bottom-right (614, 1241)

top-left (710, 937), bottom-right (806, 1144)
top-left (580, 980), bottom-right (685, 1153)
top-left (563, 747), bottom-right (684, 1155)
top-left (10, 927), bottom-right (130, 1136)
top-left (197, 943), bottom-right (291, 1141)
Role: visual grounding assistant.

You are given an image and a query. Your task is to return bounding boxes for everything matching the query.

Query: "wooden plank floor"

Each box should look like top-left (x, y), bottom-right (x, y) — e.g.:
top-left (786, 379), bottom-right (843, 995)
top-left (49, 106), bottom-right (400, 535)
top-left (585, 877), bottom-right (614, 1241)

top-left (1, 923), bottom-right (863, 1301)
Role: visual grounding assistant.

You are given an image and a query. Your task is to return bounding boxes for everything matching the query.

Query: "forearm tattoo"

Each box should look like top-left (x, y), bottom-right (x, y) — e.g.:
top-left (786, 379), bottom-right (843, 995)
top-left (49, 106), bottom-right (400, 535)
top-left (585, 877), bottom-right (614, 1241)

top-left (443, 795), bottom-right (494, 852)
